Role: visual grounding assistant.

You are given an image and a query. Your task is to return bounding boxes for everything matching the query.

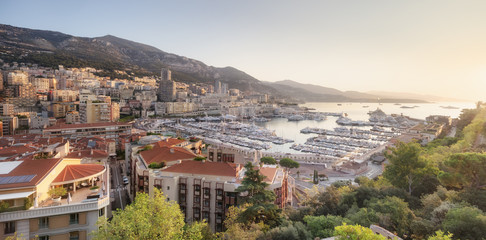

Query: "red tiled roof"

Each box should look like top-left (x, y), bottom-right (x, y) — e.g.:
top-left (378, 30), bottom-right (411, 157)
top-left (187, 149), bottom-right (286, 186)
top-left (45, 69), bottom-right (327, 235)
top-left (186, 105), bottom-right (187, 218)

top-left (259, 167), bottom-right (278, 183)
top-left (154, 138), bottom-right (185, 148)
top-left (53, 164), bottom-right (105, 184)
top-left (162, 161), bottom-right (241, 177)
top-left (0, 157), bottom-right (62, 189)
top-left (0, 145), bottom-right (37, 159)
top-left (140, 146), bottom-right (196, 165)
top-left (44, 122), bottom-right (131, 130)
top-left (66, 149), bottom-right (109, 159)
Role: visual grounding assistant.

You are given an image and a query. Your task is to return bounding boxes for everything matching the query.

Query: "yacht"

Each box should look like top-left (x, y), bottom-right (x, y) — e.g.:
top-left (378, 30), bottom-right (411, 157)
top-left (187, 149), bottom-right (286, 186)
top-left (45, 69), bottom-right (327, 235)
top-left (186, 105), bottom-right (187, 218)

top-left (287, 115), bottom-right (305, 121)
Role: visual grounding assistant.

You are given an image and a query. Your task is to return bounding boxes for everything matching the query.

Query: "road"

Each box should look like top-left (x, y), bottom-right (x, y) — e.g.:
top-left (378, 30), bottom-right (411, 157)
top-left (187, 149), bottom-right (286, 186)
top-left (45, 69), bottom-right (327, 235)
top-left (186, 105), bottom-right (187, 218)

top-left (110, 159), bottom-right (129, 210)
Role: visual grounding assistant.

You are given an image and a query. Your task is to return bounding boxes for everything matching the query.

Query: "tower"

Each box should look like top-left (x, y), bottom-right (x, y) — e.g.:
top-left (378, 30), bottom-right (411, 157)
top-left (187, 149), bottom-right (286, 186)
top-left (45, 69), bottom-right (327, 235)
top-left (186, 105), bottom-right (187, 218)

top-left (158, 68), bottom-right (176, 102)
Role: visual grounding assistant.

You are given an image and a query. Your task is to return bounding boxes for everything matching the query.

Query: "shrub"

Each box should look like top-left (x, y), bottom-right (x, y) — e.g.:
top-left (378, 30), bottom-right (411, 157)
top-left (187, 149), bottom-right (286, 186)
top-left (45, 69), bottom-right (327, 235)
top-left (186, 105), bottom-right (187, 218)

top-left (48, 187), bottom-right (67, 199)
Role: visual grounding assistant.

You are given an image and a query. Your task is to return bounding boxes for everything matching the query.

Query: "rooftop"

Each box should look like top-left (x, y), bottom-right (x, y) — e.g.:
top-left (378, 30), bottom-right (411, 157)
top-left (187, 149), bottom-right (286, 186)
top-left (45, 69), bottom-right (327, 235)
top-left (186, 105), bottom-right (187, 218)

top-left (53, 164), bottom-right (105, 185)
top-left (162, 161), bottom-right (241, 177)
top-left (0, 157), bottom-right (62, 189)
top-left (140, 146), bottom-right (196, 165)
top-left (66, 149), bottom-right (109, 159)
top-left (44, 122), bottom-right (132, 131)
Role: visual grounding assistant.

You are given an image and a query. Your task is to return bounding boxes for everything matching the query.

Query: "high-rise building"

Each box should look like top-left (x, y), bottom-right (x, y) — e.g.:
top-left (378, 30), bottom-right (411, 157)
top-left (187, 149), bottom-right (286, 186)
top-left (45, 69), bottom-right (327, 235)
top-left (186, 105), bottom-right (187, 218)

top-left (221, 83), bottom-right (228, 95)
top-left (214, 80), bottom-right (222, 94)
top-left (161, 68), bottom-right (171, 81)
top-left (158, 69), bottom-right (176, 102)
top-left (7, 71), bottom-right (28, 86)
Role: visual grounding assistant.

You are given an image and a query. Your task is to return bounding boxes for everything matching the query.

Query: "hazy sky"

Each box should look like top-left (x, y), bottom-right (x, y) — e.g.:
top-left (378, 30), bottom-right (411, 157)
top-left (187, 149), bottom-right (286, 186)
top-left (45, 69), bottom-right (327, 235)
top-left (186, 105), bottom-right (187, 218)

top-left (1, 0), bottom-right (486, 100)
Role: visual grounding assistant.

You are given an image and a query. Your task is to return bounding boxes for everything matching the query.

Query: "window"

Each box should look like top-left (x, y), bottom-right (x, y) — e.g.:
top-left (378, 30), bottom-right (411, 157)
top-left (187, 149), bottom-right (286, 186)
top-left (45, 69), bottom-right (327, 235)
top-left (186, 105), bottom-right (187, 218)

top-left (69, 231), bottom-right (79, 240)
top-left (167, 186), bottom-right (170, 190)
top-left (99, 208), bottom-right (105, 217)
top-left (38, 236), bottom-right (49, 240)
top-left (69, 213), bottom-right (79, 224)
top-left (4, 221), bottom-right (15, 235)
top-left (39, 217), bottom-right (49, 229)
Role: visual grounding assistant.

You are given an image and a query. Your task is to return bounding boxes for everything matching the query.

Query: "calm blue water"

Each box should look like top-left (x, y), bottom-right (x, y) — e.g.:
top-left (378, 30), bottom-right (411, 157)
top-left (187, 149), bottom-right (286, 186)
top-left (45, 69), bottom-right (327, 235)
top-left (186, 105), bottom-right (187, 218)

top-left (257, 102), bottom-right (475, 153)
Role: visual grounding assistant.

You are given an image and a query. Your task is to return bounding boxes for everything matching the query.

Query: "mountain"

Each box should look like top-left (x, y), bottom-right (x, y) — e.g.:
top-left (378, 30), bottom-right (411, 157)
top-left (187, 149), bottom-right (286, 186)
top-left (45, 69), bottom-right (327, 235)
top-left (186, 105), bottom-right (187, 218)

top-left (0, 24), bottom-right (431, 103)
top-left (265, 80), bottom-right (427, 103)
top-left (0, 24), bottom-right (275, 93)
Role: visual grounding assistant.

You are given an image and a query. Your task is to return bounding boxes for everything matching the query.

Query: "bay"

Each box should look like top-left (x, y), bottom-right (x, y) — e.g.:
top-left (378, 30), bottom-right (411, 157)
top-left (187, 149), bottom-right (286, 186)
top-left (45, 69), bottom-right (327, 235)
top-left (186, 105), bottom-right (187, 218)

top-left (256, 102), bottom-right (475, 153)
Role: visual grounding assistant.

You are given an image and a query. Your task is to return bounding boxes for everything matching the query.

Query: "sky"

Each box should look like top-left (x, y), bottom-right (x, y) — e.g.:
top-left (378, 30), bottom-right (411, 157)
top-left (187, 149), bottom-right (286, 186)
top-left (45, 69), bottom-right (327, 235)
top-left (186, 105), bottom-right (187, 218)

top-left (1, 0), bottom-right (486, 101)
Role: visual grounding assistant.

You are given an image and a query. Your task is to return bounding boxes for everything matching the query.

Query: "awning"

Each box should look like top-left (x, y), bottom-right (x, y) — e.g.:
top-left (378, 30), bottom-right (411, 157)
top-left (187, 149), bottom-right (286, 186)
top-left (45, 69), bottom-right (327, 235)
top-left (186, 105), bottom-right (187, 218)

top-left (0, 191), bottom-right (35, 201)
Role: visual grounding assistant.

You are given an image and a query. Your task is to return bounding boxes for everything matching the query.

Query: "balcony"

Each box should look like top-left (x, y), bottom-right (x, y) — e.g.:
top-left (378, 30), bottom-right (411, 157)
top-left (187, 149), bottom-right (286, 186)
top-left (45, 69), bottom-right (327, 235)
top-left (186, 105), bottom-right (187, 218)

top-left (0, 196), bottom-right (109, 222)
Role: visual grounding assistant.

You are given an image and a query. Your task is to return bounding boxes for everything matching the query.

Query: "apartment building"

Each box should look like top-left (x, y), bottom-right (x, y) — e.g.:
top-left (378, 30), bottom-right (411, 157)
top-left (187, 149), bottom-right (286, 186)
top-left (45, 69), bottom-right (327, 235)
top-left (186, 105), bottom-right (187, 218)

top-left (7, 71), bottom-right (28, 86)
top-left (206, 145), bottom-right (260, 164)
top-left (0, 116), bottom-right (18, 136)
top-left (42, 122), bottom-right (132, 141)
top-left (140, 161), bottom-right (290, 232)
top-left (0, 156), bottom-right (109, 240)
top-left (30, 77), bottom-right (50, 92)
top-left (79, 99), bottom-right (119, 124)
top-left (0, 104), bottom-right (14, 116)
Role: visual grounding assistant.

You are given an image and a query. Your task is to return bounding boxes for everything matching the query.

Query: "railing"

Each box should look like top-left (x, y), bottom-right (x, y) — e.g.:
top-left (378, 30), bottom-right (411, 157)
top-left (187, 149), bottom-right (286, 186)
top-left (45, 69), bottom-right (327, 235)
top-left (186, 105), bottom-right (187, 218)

top-left (0, 197), bottom-right (109, 222)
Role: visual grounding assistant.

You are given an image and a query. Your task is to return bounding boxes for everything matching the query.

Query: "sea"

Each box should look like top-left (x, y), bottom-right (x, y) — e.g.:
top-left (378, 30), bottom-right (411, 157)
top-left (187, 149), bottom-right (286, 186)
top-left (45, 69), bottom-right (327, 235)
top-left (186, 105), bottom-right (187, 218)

top-left (256, 102), bottom-right (476, 154)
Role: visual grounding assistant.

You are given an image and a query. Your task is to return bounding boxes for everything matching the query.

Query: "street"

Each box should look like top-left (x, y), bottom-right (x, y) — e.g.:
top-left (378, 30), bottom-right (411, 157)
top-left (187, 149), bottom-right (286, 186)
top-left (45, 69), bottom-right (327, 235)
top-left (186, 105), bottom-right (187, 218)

top-left (110, 159), bottom-right (129, 211)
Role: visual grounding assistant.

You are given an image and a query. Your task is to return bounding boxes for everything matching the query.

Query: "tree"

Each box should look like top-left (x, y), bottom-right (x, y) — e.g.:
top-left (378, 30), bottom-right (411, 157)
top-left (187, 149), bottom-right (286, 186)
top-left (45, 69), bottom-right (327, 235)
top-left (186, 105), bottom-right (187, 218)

top-left (384, 142), bottom-right (437, 195)
top-left (442, 206), bottom-right (486, 240)
top-left (304, 215), bottom-right (351, 238)
top-left (260, 156), bottom-right (277, 165)
top-left (220, 204), bottom-right (265, 240)
top-left (313, 170), bottom-right (319, 184)
top-left (334, 223), bottom-right (387, 240)
top-left (262, 221), bottom-right (312, 240)
top-left (438, 152), bottom-right (486, 190)
top-left (368, 196), bottom-right (415, 237)
top-left (235, 162), bottom-right (281, 227)
top-left (427, 231), bottom-right (453, 240)
top-left (92, 189), bottom-right (185, 240)
top-left (279, 158), bottom-right (299, 171)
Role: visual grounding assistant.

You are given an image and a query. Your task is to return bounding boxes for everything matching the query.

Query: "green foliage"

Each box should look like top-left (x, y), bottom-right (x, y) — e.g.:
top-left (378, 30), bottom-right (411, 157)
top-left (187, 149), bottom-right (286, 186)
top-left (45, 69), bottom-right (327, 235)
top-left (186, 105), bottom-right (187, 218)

top-left (334, 223), bottom-right (387, 240)
top-left (384, 141), bottom-right (438, 195)
top-left (427, 231), bottom-right (453, 240)
top-left (455, 108), bottom-right (480, 138)
top-left (146, 132), bottom-right (162, 136)
top-left (304, 215), bottom-right (351, 238)
top-left (148, 162), bottom-right (165, 169)
top-left (279, 158), bottom-right (299, 170)
top-left (220, 204), bottom-right (265, 240)
top-left (442, 206), bottom-right (486, 240)
top-left (332, 180), bottom-right (352, 188)
top-left (0, 201), bottom-right (9, 212)
top-left (367, 196), bottom-right (415, 237)
top-left (48, 187), bottom-right (67, 199)
top-left (438, 152), bottom-right (486, 190)
top-left (194, 156), bottom-right (206, 161)
top-left (182, 221), bottom-right (215, 240)
top-left (345, 207), bottom-right (380, 227)
top-left (425, 137), bottom-right (459, 149)
top-left (235, 162), bottom-right (281, 227)
top-left (119, 115), bottom-right (135, 123)
top-left (92, 189), bottom-right (185, 240)
top-left (410, 218), bottom-right (437, 240)
top-left (262, 221), bottom-right (311, 240)
top-left (313, 169), bottom-right (319, 184)
top-left (260, 156), bottom-right (277, 165)
top-left (457, 189), bottom-right (486, 212)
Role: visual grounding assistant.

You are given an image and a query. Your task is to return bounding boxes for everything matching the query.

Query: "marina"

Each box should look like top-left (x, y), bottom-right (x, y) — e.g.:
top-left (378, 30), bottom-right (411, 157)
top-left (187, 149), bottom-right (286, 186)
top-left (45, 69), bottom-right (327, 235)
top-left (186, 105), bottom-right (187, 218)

top-left (136, 102), bottom-right (474, 165)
